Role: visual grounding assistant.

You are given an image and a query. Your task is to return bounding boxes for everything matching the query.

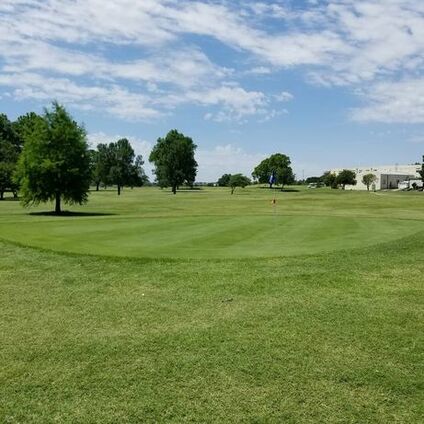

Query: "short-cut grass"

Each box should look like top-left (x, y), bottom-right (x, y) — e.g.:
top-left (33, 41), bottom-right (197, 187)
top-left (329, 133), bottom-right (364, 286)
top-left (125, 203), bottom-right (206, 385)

top-left (0, 186), bottom-right (423, 423)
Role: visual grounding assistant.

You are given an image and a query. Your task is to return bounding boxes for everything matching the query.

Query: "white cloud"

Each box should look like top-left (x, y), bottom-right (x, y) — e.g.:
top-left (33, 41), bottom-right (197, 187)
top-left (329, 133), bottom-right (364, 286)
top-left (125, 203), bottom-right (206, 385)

top-left (0, 0), bottom-right (423, 123)
top-left (186, 85), bottom-right (268, 122)
top-left (351, 78), bottom-right (424, 123)
top-left (196, 144), bottom-right (266, 181)
top-left (247, 3), bottom-right (289, 19)
top-left (246, 66), bottom-right (272, 75)
top-left (0, 72), bottom-right (162, 121)
top-left (274, 91), bottom-right (294, 102)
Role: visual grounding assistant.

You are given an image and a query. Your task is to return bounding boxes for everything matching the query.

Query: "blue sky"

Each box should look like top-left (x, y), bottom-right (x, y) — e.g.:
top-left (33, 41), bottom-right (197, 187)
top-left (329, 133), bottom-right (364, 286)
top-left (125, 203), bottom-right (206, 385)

top-left (0, 0), bottom-right (423, 180)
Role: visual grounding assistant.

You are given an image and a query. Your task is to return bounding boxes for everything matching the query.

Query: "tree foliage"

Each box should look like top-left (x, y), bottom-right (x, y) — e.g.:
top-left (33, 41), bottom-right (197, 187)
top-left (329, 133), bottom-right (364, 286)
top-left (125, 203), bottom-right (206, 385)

top-left (14, 102), bottom-right (91, 213)
top-left (362, 173), bottom-right (377, 191)
top-left (0, 114), bottom-right (22, 199)
top-left (107, 138), bottom-right (137, 195)
top-left (89, 141), bottom-right (148, 194)
top-left (305, 176), bottom-right (321, 184)
top-left (129, 155), bottom-right (149, 188)
top-left (252, 153), bottom-right (294, 188)
top-left (217, 173), bottom-right (232, 187)
top-left (321, 171), bottom-right (337, 188)
top-left (90, 143), bottom-right (111, 190)
top-left (336, 169), bottom-right (357, 190)
top-left (13, 112), bottom-right (45, 143)
top-left (149, 130), bottom-right (197, 194)
top-left (229, 173), bottom-right (251, 194)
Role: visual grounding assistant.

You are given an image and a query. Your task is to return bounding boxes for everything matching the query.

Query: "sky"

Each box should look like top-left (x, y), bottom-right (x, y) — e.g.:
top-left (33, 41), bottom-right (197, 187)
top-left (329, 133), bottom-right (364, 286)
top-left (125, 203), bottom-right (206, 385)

top-left (0, 0), bottom-right (423, 181)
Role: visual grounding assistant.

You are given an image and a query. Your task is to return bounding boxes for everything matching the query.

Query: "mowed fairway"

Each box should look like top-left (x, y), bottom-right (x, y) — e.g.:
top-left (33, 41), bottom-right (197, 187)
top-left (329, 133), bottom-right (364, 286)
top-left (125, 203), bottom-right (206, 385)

top-left (1, 187), bottom-right (423, 423)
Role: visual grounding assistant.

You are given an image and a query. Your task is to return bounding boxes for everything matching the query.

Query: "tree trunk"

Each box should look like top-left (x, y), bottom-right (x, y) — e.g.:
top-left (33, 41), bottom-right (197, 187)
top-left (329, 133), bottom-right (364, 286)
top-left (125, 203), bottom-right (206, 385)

top-left (0, 191), bottom-right (4, 200)
top-left (96, 182), bottom-right (100, 191)
top-left (117, 185), bottom-right (121, 196)
top-left (231, 187), bottom-right (235, 195)
top-left (172, 184), bottom-right (177, 194)
top-left (55, 193), bottom-right (61, 214)
top-left (367, 185), bottom-right (370, 191)
top-left (13, 191), bottom-right (18, 198)
top-left (269, 183), bottom-right (273, 189)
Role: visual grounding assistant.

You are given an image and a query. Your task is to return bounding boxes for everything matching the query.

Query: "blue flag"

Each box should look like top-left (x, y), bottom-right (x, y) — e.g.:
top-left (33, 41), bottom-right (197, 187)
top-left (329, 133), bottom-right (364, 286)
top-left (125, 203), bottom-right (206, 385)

top-left (269, 173), bottom-right (276, 184)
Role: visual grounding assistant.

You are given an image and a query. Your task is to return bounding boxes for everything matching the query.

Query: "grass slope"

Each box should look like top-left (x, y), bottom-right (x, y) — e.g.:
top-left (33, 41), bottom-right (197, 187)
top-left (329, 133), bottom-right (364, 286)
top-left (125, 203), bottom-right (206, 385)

top-left (0, 187), bottom-right (423, 259)
top-left (0, 187), bottom-right (423, 423)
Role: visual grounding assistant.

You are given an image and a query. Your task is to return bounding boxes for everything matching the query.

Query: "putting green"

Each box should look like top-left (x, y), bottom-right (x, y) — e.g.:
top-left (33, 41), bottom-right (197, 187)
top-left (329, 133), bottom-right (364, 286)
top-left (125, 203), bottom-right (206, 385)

top-left (0, 213), bottom-right (420, 259)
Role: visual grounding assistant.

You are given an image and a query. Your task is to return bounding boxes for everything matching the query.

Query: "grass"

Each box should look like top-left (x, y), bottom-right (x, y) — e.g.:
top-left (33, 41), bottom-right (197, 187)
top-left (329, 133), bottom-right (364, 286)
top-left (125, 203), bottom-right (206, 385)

top-left (0, 186), bottom-right (423, 423)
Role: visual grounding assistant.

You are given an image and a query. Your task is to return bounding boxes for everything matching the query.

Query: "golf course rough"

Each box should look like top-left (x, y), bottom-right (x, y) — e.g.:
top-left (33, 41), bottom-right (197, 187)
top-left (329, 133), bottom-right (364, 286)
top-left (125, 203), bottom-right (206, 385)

top-left (0, 186), bottom-right (423, 423)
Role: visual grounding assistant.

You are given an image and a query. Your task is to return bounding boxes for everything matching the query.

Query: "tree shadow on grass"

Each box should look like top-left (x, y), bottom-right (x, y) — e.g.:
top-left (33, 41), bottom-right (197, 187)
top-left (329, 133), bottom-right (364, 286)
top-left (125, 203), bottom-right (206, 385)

top-left (29, 211), bottom-right (116, 217)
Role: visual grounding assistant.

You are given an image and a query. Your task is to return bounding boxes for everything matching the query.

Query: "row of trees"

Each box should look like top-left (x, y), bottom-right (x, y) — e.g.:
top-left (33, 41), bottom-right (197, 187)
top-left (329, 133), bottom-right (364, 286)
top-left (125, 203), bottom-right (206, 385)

top-left (320, 170), bottom-right (379, 191)
top-left (90, 140), bottom-right (148, 195)
top-left (3, 101), bottom-right (423, 211)
top-left (320, 170), bottom-right (357, 190)
top-left (217, 153), bottom-right (295, 193)
top-left (90, 130), bottom-right (198, 196)
top-left (0, 102), bottom-right (199, 213)
top-left (0, 112), bottom-right (44, 200)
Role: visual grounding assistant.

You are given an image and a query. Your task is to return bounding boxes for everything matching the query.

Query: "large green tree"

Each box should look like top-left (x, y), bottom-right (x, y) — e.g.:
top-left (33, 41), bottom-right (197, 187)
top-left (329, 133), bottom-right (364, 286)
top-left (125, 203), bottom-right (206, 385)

top-left (149, 130), bottom-right (198, 194)
top-left (107, 138), bottom-right (137, 196)
top-left (15, 102), bottom-right (91, 214)
top-left (0, 114), bottom-right (21, 199)
top-left (90, 140), bottom-right (147, 194)
top-left (229, 173), bottom-right (251, 194)
top-left (336, 169), bottom-right (357, 190)
top-left (362, 173), bottom-right (377, 191)
top-left (252, 153), bottom-right (294, 189)
top-left (217, 173), bottom-right (232, 187)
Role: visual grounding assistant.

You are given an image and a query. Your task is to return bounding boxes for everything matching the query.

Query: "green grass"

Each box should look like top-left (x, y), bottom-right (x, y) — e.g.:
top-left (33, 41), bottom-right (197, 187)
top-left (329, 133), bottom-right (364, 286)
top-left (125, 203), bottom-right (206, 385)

top-left (0, 186), bottom-right (423, 423)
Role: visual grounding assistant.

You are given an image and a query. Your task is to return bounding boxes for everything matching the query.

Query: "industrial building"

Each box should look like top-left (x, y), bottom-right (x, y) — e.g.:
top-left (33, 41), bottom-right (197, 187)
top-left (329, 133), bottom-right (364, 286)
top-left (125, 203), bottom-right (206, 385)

top-left (330, 164), bottom-right (421, 191)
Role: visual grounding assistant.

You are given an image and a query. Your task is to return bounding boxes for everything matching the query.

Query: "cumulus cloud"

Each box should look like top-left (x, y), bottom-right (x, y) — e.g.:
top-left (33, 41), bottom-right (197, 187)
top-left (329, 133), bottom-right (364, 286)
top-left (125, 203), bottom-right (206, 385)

top-left (0, 0), bottom-right (423, 123)
top-left (274, 91), bottom-right (294, 102)
top-left (196, 144), bottom-right (266, 181)
top-left (351, 78), bottom-right (424, 123)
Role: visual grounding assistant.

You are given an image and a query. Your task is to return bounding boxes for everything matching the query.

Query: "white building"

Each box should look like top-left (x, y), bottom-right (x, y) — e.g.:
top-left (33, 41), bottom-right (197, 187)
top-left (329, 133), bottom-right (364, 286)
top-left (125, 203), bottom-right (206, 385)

top-left (398, 179), bottom-right (424, 190)
top-left (330, 164), bottom-right (421, 191)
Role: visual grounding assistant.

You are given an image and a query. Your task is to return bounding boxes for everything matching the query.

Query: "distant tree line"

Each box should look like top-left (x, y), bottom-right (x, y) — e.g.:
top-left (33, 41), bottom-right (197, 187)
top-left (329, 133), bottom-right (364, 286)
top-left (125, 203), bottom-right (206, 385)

top-left (313, 170), bottom-right (357, 190)
top-left (216, 153), bottom-right (295, 194)
top-left (3, 101), bottom-right (422, 209)
top-left (0, 102), bottom-right (199, 212)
